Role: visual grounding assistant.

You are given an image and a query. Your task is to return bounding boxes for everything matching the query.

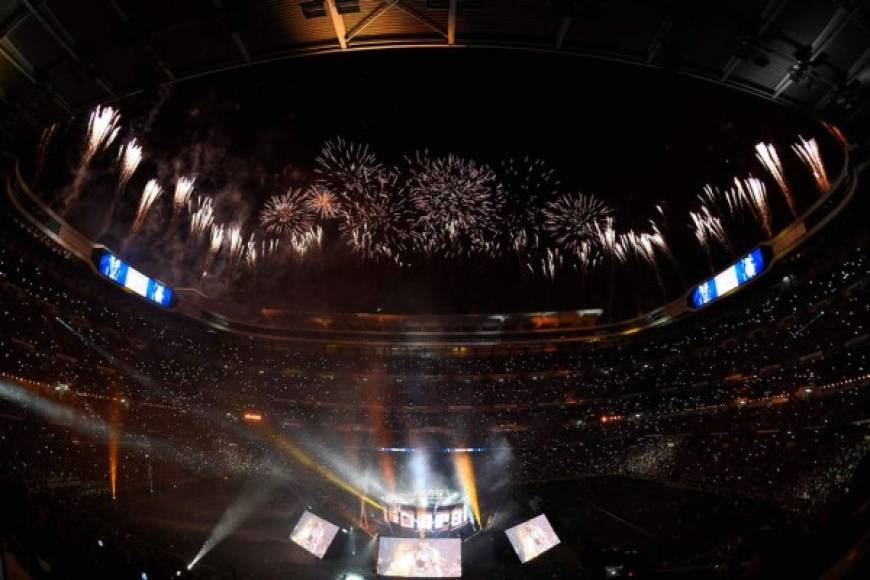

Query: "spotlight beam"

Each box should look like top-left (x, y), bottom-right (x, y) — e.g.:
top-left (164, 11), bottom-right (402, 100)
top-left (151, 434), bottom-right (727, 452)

top-left (188, 471), bottom-right (280, 570)
top-left (267, 429), bottom-right (384, 511)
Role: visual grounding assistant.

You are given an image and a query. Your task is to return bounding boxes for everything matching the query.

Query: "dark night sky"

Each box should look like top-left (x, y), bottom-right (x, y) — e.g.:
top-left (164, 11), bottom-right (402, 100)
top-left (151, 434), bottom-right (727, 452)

top-left (39, 49), bottom-right (841, 317)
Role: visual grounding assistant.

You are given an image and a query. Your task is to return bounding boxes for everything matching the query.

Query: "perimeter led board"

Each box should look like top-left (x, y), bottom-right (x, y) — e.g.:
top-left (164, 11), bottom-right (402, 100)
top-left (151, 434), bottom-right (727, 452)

top-left (97, 251), bottom-right (173, 307)
top-left (289, 511), bottom-right (340, 559)
top-left (376, 537), bottom-right (462, 577)
top-left (505, 514), bottom-right (561, 564)
top-left (690, 247), bottom-right (767, 309)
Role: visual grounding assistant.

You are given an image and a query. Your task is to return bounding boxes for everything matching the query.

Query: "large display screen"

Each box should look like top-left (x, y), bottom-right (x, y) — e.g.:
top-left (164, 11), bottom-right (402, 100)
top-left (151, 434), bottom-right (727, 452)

top-left (289, 511), bottom-right (340, 559)
top-left (505, 514), bottom-right (561, 564)
top-left (690, 247), bottom-right (766, 309)
top-left (97, 251), bottom-right (173, 307)
top-left (376, 537), bottom-right (462, 577)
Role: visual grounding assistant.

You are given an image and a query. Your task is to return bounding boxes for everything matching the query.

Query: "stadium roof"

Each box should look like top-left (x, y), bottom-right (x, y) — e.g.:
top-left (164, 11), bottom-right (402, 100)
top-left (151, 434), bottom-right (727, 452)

top-left (1, 0), bottom-right (869, 140)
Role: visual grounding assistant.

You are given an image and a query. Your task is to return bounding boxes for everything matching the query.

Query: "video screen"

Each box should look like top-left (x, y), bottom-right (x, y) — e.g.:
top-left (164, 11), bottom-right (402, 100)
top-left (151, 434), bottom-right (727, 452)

top-left (98, 251), bottom-right (173, 307)
top-left (505, 514), bottom-right (560, 563)
top-left (691, 247), bottom-right (765, 308)
top-left (289, 511), bottom-right (340, 559)
top-left (376, 537), bottom-right (462, 577)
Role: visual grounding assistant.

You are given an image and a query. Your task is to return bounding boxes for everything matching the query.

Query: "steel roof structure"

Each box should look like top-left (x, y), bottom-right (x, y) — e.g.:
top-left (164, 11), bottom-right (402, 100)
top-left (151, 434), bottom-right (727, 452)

top-left (1, 0), bottom-right (869, 141)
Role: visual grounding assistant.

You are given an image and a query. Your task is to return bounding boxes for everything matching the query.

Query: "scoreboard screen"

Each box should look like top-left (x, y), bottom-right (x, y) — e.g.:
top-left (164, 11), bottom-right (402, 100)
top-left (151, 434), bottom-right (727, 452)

top-left (691, 247), bottom-right (766, 309)
top-left (97, 251), bottom-right (173, 307)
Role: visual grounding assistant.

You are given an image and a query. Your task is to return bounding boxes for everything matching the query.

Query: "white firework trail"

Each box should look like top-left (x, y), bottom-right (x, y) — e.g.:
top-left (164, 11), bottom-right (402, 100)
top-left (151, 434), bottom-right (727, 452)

top-left (690, 206), bottom-right (731, 266)
top-left (594, 217), bottom-right (622, 264)
top-left (66, 105), bottom-right (122, 210)
top-left (131, 179), bottom-right (163, 233)
top-left (189, 196), bottom-right (214, 241)
top-left (647, 220), bottom-right (672, 258)
top-left (791, 136), bottom-right (830, 194)
top-left (613, 234), bottom-right (632, 265)
top-left (35, 123), bottom-right (58, 181)
top-left (577, 240), bottom-right (600, 273)
top-left (648, 217), bottom-right (687, 289)
top-left (289, 226), bottom-right (322, 257)
top-left (226, 224), bottom-right (245, 266)
top-left (263, 239), bottom-right (280, 264)
top-left (244, 235), bottom-right (259, 270)
top-left (173, 176), bottom-right (196, 217)
top-left (635, 232), bottom-right (657, 267)
top-left (699, 184), bottom-right (742, 217)
top-left (98, 138), bottom-right (144, 236)
top-left (755, 142), bottom-right (795, 216)
top-left (734, 176), bottom-right (772, 237)
top-left (200, 223), bottom-right (225, 282)
top-left (117, 139), bottom-right (143, 190)
top-left (541, 248), bottom-right (562, 281)
top-left (84, 105), bottom-right (121, 161)
top-left (209, 224), bottom-right (225, 256)
top-left (626, 228), bottom-right (667, 294)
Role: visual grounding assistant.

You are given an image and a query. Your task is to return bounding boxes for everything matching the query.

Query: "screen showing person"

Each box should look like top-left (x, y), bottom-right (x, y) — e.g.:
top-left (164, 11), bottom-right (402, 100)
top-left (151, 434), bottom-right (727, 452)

top-left (376, 537), bottom-right (462, 577)
top-left (289, 511), bottom-right (340, 559)
top-left (505, 514), bottom-right (561, 563)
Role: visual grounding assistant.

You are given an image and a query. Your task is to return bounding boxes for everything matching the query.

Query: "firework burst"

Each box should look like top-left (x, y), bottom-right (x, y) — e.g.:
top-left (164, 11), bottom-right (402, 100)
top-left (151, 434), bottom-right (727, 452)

top-left (792, 136), bottom-right (830, 194)
top-left (131, 179), bottom-right (163, 233)
top-left (259, 188), bottom-right (316, 238)
top-left (499, 157), bottom-right (560, 251)
top-left (315, 138), bottom-right (383, 196)
top-left (340, 172), bottom-right (412, 261)
top-left (173, 176), bottom-right (196, 216)
top-left (755, 142), bottom-right (796, 217)
top-left (189, 196), bottom-right (214, 241)
top-left (408, 153), bottom-right (503, 257)
top-left (543, 193), bottom-right (613, 256)
top-left (116, 139), bottom-right (143, 190)
top-left (306, 184), bottom-right (341, 220)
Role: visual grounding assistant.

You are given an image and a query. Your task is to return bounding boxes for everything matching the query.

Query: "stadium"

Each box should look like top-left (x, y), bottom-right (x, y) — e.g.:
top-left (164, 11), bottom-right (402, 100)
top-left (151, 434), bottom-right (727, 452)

top-left (1, 1), bottom-right (870, 578)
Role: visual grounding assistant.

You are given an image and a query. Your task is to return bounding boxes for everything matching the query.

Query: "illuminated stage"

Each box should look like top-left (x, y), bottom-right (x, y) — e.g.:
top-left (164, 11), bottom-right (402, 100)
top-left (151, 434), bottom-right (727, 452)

top-left (380, 488), bottom-right (472, 535)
